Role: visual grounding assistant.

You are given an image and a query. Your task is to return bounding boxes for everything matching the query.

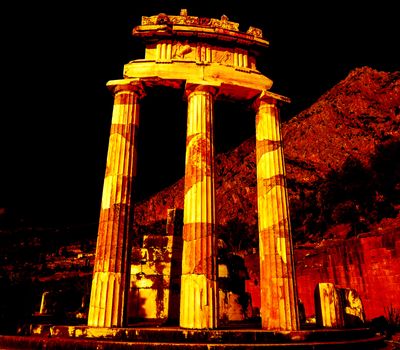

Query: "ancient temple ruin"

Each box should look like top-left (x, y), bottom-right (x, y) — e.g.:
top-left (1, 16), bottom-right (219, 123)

top-left (87, 10), bottom-right (298, 331)
top-left (0, 9), bottom-right (388, 350)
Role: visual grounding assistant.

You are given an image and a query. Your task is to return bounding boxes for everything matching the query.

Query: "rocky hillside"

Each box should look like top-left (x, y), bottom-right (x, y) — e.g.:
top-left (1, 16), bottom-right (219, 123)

top-left (134, 66), bottom-right (400, 244)
top-left (284, 66), bottom-right (400, 180)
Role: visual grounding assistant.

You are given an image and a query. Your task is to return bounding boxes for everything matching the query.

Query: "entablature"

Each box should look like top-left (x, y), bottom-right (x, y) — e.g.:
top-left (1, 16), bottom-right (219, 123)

top-left (122, 61), bottom-right (273, 101)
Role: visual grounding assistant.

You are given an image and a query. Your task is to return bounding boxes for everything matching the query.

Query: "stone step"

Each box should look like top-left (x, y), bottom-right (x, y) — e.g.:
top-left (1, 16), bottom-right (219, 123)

top-left (49, 325), bottom-right (379, 344)
top-left (0, 334), bottom-right (387, 350)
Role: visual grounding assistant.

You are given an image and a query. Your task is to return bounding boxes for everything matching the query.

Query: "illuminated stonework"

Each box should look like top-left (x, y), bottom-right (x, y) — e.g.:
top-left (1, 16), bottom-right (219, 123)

top-left (180, 84), bottom-right (218, 328)
top-left (88, 10), bottom-right (299, 330)
top-left (254, 93), bottom-right (298, 330)
top-left (88, 82), bottom-right (144, 327)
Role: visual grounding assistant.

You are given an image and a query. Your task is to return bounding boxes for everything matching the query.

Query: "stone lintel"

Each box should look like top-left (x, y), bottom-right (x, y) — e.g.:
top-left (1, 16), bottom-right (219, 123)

top-left (259, 90), bottom-right (291, 104)
top-left (185, 82), bottom-right (220, 97)
top-left (107, 74), bottom-right (288, 106)
top-left (123, 61), bottom-right (272, 101)
top-left (219, 83), bottom-right (262, 101)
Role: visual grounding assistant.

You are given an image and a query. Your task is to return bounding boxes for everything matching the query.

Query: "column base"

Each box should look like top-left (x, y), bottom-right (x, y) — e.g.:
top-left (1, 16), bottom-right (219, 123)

top-left (88, 271), bottom-right (125, 328)
top-left (180, 274), bottom-right (217, 329)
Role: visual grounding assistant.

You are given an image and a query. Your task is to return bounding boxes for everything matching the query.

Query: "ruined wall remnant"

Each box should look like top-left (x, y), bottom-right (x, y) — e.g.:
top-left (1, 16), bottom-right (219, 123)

top-left (295, 229), bottom-right (400, 320)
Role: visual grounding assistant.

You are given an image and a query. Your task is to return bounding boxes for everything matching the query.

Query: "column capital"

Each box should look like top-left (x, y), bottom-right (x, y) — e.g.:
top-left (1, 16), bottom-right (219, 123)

top-left (106, 79), bottom-right (146, 99)
top-left (253, 90), bottom-right (291, 109)
top-left (185, 82), bottom-right (220, 98)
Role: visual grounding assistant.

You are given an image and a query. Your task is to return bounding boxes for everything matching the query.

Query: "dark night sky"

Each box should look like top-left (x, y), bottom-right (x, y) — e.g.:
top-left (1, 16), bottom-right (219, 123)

top-left (1, 1), bottom-right (398, 227)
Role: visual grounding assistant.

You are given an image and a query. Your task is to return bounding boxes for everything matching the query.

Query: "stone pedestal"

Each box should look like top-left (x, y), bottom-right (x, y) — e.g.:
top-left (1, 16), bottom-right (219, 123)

top-left (180, 85), bottom-right (218, 329)
top-left (87, 82), bottom-right (144, 327)
top-left (255, 93), bottom-right (299, 331)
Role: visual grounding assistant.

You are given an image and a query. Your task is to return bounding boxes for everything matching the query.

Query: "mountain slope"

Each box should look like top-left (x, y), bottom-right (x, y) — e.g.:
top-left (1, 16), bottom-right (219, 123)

top-left (134, 67), bottom-right (400, 244)
top-left (284, 66), bottom-right (400, 180)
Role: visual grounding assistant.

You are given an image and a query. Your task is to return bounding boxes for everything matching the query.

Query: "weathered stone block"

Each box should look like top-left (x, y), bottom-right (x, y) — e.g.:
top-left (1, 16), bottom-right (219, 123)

top-left (338, 287), bottom-right (365, 327)
top-left (314, 283), bottom-right (344, 328)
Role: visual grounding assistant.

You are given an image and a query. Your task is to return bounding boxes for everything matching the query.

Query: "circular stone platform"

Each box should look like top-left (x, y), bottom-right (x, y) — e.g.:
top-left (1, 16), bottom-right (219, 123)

top-left (0, 325), bottom-right (386, 349)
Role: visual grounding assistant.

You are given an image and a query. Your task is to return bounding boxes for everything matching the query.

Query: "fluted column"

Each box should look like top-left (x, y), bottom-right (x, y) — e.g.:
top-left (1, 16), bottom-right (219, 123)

top-left (254, 91), bottom-right (299, 331)
top-left (180, 84), bottom-right (218, 329)
top-left (88, 81), bottom-right (144, 327)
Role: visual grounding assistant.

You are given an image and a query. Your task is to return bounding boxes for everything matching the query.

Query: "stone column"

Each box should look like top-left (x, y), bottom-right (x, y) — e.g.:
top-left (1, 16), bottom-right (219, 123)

top-left (87, 81), bottom-right (144, 327)
top-left (254, 92), bottom-right (299, 331)
top-left (180, 84), bottom-right (218, 329)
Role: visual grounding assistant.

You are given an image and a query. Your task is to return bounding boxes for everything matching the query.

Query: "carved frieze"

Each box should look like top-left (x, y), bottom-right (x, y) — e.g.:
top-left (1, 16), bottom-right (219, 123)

top-left (144, 40), bottom-right (255, 69)
top-left (213, 50), bottom-right (233, 66)
top-left (196, 44), bottom-right (212, 63)
top-left (172, 41), bottom-right (193, 59)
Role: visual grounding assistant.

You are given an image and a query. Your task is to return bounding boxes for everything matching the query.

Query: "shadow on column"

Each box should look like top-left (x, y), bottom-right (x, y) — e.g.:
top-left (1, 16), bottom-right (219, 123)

top-left (165, 208), bottom-right (183, 326)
